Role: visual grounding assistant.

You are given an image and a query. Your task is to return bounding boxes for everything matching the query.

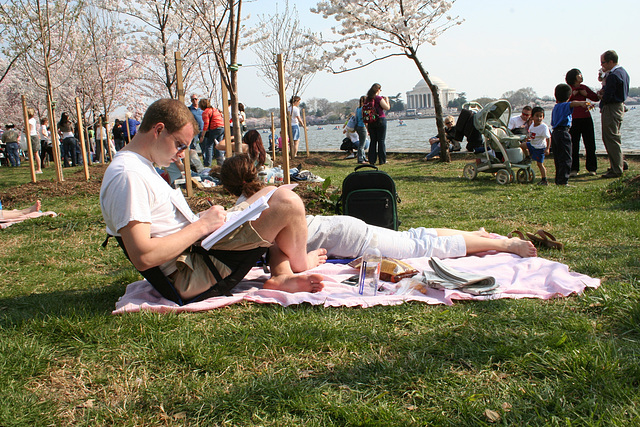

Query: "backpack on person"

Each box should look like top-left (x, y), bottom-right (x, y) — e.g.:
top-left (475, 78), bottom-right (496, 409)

top-left (362, 99), bottom-right (378, 125)
top-left (336, 164), bottom-right (401, 230)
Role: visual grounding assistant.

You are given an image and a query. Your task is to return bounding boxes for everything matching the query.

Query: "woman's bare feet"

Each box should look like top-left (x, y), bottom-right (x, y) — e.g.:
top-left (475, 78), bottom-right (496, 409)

top-left (506, 238), bottom-right (537, 258)
top-left (17, 200), bottom-right (41, 215)
top-left (307, 248), bottom-right (327, 269)
top-left (469, 227), bottom-right (490, 238)
top-left (264, 273), bottom-right (325, 293)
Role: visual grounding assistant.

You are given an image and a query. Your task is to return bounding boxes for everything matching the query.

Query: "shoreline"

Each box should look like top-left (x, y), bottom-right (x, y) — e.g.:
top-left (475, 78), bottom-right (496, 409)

top-left (301, 149), bottom-right (640, 159)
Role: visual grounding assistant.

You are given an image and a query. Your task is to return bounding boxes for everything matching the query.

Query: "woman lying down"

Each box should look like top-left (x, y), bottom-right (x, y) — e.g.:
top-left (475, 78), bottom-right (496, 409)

top-left (219, 154), bottom-right (537, 261)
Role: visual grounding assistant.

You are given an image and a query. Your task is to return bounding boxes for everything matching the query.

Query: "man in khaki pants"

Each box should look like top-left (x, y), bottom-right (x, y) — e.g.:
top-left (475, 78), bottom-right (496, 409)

top-left (598, 50), bottom-right (630, 178)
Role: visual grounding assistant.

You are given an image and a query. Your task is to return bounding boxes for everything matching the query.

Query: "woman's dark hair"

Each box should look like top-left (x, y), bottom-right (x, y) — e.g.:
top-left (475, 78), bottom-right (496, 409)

top-left (58, 112), bottom-right (70, 128)
top-left (565, 68), bottom-right (581, 86)
top-left (242, 130), bottom-right (266, 167)
top-left (219, 154), bottom-right (263, 198)
top-left (238, 102), bottom-right (245, 111)
top-left (289, 95), bottom-right (301, 105)
top-left (367, 83), bottom-right (381, 100)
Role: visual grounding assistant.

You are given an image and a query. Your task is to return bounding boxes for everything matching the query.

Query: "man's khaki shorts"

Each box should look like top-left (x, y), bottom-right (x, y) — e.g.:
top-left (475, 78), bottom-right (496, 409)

top-left (172, 202), bottom-right (271, 299)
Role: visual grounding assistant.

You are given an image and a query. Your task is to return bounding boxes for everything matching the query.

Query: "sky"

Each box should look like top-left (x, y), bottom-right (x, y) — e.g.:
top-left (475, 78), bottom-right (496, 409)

top-left (235, 0), bottom-right (639, 110)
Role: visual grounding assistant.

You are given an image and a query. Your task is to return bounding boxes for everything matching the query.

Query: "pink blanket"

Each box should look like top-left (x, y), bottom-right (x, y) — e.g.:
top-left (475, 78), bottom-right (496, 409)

top-left (112, 252), bottom-right (600, 314)
top-left (0, 211), bottom-right (58, 229)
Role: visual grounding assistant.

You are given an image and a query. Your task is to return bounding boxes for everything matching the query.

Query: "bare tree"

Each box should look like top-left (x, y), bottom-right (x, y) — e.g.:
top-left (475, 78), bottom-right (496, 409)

top-left (312, 0), bottom-right (462, 161)
top-left (181, 0), bottom-right (246, 152)
top-left (252, 1), bottom-right (321, 100)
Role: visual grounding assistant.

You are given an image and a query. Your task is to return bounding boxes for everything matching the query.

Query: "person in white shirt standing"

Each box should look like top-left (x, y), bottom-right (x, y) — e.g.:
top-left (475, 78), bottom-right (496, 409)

top-left (27, 108), bottom-right (42, 174)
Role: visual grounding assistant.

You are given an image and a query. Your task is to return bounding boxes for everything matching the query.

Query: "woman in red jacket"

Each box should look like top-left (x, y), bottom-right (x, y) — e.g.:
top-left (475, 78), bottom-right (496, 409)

top-left (565, 68), bottom-right (600, 176)
top-left (198, 98), bottom-right (225, 166)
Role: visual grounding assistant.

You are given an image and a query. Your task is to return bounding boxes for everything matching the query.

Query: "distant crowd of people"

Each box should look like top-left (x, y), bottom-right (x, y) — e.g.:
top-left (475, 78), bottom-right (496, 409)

top-left (428, 49), bottom-right (630, 186)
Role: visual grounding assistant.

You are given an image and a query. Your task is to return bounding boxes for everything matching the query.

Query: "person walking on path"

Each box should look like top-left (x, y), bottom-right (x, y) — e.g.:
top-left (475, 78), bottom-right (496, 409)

top-left (597, 50), bottom-right (630, 178)
top-left (565, 69), bottom-right (600, 176)
top-left (365, 83), bottom-right (390, 165)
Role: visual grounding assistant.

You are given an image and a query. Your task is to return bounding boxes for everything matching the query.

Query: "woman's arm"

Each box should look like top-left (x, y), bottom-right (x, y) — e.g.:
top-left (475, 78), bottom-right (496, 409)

top-left (379, 96), bottom-right (390, 111)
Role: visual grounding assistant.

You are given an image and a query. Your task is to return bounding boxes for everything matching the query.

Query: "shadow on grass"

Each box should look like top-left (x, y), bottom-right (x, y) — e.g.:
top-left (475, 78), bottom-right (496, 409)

top-left (0, 279), bottom-right (128, 328)
top-left (153, 299), bottom-right (640, 424)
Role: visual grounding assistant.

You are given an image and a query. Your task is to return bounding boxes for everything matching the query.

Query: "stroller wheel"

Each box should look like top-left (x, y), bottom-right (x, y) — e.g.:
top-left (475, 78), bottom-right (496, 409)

top-left (463, 163), bottom-right (477, 180)
top-left (516, 168), bottom-right (528, 184)
top-left (496, 169), bottom-right (511, 185)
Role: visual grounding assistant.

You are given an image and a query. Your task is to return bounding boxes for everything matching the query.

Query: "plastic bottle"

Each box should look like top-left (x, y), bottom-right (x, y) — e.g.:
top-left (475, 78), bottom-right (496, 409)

top-left (358, 233), bottom-right (381, 296)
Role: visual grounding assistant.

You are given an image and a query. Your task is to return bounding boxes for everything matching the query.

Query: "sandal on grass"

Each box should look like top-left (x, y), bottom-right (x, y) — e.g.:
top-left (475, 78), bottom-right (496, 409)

top-left (507, 230), bottom-right (527, 240)
top-left (536, 229), bottom-right (564, 250)
top-left (525, 231), bottom-right (546, 246)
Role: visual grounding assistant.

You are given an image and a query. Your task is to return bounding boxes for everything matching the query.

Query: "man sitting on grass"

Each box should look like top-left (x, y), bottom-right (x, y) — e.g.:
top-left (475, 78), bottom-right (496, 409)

top-left (100, 99), bottom-right (327, 300)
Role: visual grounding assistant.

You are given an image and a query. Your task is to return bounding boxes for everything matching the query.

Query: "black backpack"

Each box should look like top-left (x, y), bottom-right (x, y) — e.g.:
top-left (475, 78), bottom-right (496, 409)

top-left (337, 164), bottom-right (401, 230)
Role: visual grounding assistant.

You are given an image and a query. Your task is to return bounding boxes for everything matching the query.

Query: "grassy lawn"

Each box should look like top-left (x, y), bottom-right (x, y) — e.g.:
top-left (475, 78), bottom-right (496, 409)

top-left (1, 154), bottom-right (639, 426)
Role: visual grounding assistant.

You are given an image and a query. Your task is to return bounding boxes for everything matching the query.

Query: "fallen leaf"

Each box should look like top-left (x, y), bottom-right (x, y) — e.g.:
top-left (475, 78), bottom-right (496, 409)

top-left (484, 409), bottom-right (500, 423)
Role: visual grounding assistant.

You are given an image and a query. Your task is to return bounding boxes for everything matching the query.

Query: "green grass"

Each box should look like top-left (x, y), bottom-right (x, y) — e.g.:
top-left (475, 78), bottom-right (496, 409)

top-left (1, 154), bottom-right (639, 426)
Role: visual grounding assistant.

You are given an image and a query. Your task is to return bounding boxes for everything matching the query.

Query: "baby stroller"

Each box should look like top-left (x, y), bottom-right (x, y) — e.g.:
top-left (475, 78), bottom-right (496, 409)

top-left (461, 100), bottom-right (535, 185)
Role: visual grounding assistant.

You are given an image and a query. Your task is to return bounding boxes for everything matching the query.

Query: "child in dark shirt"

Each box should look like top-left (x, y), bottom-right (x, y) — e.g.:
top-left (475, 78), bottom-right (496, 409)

top-left (551, 84), bottom-right (590, 185)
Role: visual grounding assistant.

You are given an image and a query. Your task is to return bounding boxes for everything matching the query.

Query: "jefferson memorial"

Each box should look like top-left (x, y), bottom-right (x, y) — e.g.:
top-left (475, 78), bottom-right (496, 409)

top-left (405, 77), bottom-right (457, 110)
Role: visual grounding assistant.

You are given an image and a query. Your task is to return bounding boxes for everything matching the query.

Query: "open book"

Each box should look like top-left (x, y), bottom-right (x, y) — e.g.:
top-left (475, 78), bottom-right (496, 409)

top-left (200, 184), bottom-right (297, 250)
top-left (423, 257), bottom-right (499, 295)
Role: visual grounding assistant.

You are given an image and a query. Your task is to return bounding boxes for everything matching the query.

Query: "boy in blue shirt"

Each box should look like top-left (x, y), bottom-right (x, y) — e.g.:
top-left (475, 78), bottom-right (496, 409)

top-left (551, 84), bottom-right (590, 185)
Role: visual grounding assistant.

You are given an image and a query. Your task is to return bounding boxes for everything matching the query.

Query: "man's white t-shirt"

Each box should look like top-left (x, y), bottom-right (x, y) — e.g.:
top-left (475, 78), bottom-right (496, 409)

top-left (508, 115), bottom-right (528, 131)
top-left (100, 151), bottom-right (198, 275)
top-left (528, 123), bottom-right (551, 149)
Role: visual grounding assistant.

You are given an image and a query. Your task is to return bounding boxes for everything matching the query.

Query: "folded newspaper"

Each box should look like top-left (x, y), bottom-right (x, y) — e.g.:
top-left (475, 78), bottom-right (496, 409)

top-left (421, 257), bottom-right (499, 295)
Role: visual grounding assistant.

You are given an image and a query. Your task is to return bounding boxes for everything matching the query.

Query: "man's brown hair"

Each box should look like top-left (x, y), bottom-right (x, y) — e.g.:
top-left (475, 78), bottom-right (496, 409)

top-left (139, 98), bottom-right (199, 135)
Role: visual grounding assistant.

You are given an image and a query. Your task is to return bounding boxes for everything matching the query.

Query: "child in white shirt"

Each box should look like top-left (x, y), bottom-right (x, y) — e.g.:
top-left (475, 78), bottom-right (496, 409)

top-left (520, 106), bottom-right (551, 185)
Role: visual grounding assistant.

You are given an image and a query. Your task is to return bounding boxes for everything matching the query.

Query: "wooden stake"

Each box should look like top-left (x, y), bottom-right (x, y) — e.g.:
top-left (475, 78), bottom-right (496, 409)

top-left (20, 95), bottom-right (36, 183)
top-left (276, 54), bottom-right (290, 184)
top-left (220, 80), bottom-right (232, 159)
top-left (47, 94), bottom-right (63, 181)
top-left (302, 108), bottom-right (309, 157)
top-left (175, 51), bottom-right (193, 198)
top-left (270, 112), bottom-right (276, 163)
top-left (75, 98), bottom-right (90, 180)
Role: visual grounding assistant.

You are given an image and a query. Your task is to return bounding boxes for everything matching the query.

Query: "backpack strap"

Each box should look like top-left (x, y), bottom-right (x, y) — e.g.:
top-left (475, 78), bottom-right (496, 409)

top-left (106, 234), bottom-right (185, 305)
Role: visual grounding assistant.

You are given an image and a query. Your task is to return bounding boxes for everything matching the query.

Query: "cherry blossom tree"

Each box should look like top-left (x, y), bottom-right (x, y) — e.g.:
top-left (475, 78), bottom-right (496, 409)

top-left (103, 0), bottom-right (202, 100)
top-left (76, 7), bottom-right (139, 126)
top-left (252, 1), bottom-right (322, 101)
top-left (312, 0), bottom-right (462, 161)
top-left (0, 0), bottom-right (85, 124)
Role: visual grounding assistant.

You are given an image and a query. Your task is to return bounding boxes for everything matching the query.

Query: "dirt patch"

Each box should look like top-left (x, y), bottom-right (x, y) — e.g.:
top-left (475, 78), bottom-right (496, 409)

top-left (0, 158), bottom-right (338, 215)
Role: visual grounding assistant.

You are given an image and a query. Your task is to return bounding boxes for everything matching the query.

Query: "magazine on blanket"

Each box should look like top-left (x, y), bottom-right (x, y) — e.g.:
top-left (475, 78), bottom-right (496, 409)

top-left (423, 257), bottom-right (499, 295)
top-left (200, 184), bottom-right (297, 250)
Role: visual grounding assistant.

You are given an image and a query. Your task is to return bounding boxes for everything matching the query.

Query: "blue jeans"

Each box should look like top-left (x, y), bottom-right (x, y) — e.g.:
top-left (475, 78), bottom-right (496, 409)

top-left (426, 142), bottom-right (441, 160)
top-left (202, 128), bottom-right (224, 166)
top-left (6, 142), bottom-right (20, 166)
top-left (62, 137), bottom-right (78, 166)
top-left (366, 117), bottom-right (387, 164)
top-left (355, 125), bottom-right (367, 163)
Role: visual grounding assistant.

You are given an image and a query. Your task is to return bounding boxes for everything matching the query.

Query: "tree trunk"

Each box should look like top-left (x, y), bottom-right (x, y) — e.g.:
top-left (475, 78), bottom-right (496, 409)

top-left (408, 50), bottom-right (450, 162)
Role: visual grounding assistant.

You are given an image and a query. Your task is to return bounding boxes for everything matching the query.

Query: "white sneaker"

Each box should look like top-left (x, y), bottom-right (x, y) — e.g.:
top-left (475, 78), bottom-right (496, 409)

top-left (569, 171), bottom-right (578, 177)
top-left (345, 153), bottom-right (355, 159)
